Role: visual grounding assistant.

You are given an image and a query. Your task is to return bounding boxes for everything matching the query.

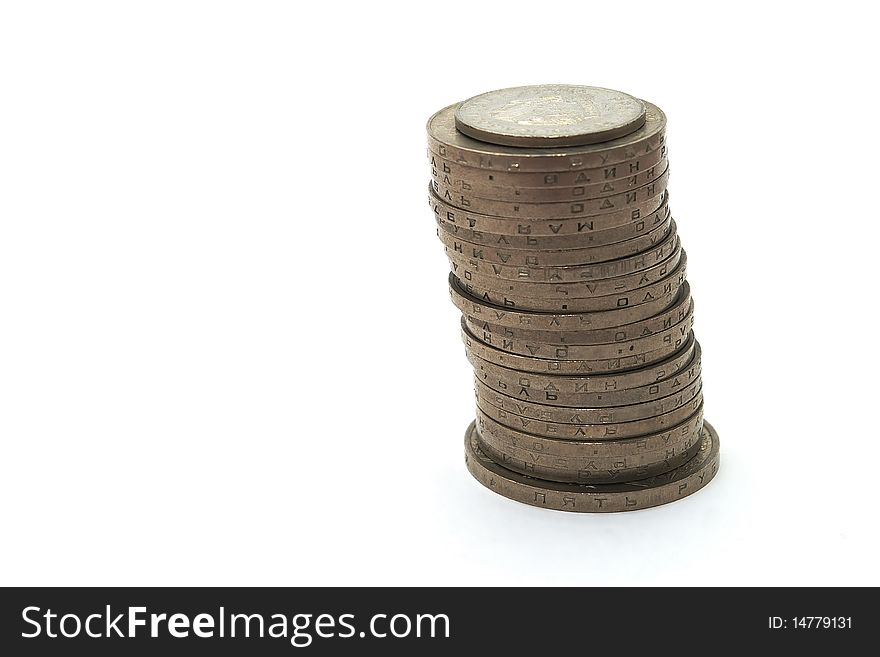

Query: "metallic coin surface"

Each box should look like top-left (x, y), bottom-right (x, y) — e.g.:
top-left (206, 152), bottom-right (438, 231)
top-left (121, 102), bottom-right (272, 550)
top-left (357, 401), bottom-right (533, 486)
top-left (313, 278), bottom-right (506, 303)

top-left (463, 420), bottom-right (720, 512)
top-left (427, 101), bottom-right (666, 172)
top-left (477, 407), bottom-right (703, 470)
top-left (437, 216), bottom-right (674, 266)
top-left (431, 164), bottom-right (669, 219)
top-left (464, 307), bottom-right (693, 360)
top-left (474, 354), bottom-right (700, 408)
top-left (446, 225), bottom-right (678, 282)
top-left (450, 276), bottom-right (687, 331)
top-left (436, 204), bottom-right (670, 250)
top-left (432, 158), bottom-right (667, 202)
top-left (474, 376), bottom-right (703, 423)
top-left (463, 288), bottom-right (692, 344)
top-left (456, 254), bottom-right (686, 312)
top-left (429, 147), bottom-right (667, 188)
top-left (430, 185), bottom-right (668, 236)
top-left (478, 391), bottom-right (703, 440)
top-left (464, 324), bottom-right (692, 376)
top-left (468, 335), bottom-right (699, 391)
top-left (454, 85), bottom-right (647, 148)
top-left (476, 428), bottom-right (702, 484)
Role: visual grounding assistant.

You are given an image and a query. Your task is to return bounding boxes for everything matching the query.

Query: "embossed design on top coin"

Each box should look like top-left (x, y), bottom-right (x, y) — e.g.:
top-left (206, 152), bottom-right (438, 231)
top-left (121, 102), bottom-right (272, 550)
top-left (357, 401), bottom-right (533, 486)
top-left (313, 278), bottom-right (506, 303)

top-left (454, 85), bottom-right (647, 148)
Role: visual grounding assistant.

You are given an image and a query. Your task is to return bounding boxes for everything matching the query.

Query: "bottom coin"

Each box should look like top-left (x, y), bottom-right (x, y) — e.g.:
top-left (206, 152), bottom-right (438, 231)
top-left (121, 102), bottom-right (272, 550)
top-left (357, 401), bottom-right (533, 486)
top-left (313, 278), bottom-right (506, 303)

top-left (463, 419), bottom-right (719, 513)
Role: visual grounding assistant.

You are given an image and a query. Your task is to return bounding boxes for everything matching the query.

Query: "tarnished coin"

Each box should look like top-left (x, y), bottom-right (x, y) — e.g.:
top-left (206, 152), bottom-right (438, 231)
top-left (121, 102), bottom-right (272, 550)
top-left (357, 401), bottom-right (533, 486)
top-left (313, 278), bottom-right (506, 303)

top-left (474, 376), bottom-right (703, 423)
top-left (427, 102), bottom-right (666, 173)
top-left (429, 147), bottom-right (667, 189)
top-left (479, 391), bottom-right (703, 440)
top-left (464, 287), bottom-right (692, 344)
top-left (468, 335), bottom-right (699, 392)
top-left (473, 352), bottom-right (700, 408)
top-left (454, 85), bottom-right (647, 148)
top-left (436, 203), bottom-right (670, 251)
top-left (430, 184), bottom-right (668, 236)
top-left (437, 215), bottom-right (674, 266)
top-left (455, 252), bottom-right (686, 312)
top-left (464, 306), bottom-right (693, 360)
top-left (475, 409), bottom-right (703, 484)
top-left (464, 322), bottom-right (692, 375)
top-left (431, 164), bottom-right (669, 219)
top-left (449, 275), bottom-right (686, 331)
top-left (477, 405), bottom-right (704, 457)
top-left (446, 224), bottom-right (678, 282)
top-left (463, 420), bottom-right (720, 513)
top-left (432, 158), bottom-right (667, 202)
top-left (453, 246), bottom-right (684, 301)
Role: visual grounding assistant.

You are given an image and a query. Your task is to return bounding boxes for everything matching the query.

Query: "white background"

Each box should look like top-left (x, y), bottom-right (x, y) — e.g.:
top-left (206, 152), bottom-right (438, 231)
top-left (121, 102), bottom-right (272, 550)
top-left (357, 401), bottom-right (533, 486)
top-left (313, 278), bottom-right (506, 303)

top-left (1, 1), bottom-right (878, 586)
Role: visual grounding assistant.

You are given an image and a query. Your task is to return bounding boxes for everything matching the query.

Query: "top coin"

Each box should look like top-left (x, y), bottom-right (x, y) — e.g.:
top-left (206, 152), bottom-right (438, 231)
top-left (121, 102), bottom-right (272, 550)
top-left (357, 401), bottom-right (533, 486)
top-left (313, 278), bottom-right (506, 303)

top-left (454, 85), bottom-right (647, 148)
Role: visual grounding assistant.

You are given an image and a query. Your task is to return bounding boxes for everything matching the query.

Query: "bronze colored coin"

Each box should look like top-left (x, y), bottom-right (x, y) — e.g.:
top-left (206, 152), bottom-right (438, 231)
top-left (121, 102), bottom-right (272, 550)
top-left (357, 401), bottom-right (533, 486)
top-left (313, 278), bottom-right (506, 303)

top-left (464, 287), bottom-right (692, 344)
top-left (468, 334), bottom-right (698, 392)
top-left (432, 158), bottom-right (667, 202)
top-left (449, 274), bottom-right (685, 331)
top-left (475, 410), bottom-right (703, 483)
top-left (429, 147), bottom-right (666, 189)
top-left (476, 431), bottom-right (702, 484)
top-left (455, 252), bottom-right (686, 312)
top-left (454, 245), bottom-right (684, 300)
top-left (430, 184), bottom-right (667, 235)
top-left (432, 165), bottom-right (669, 219)
top-left (474, 352), bottom-right (700, 408)
top-left (464, 322), bottom-right (692, 375)
top-left (445, 224), bottom-right (678, 282)
top-left (437, 215), bottom-right (674, 266)
top-left (478, 391), bottom-right (704, 440)
top-left (464, 307), bottom-right (693, 360)
top-left (463, 420), bottom-right (720, 512)
top-left (453, 85), bottom-right (647, 148)
top-left (474, 376), bottom-right (702, 423)
top-left (477, 407), bottom-right (703, 459)
top-left (428, 101), bottom-right (666, 173)
top-left (436, 198), bottom-right (670, 250)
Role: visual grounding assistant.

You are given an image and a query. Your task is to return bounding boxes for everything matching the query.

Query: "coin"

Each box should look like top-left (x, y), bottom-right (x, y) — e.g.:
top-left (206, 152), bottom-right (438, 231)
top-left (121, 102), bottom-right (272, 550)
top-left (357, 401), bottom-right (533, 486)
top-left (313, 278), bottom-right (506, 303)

top-left (477, 432), bottom-right (703, 484)
top-left (463, 288), bottom-right (692, 344)
top-left (474, 376), bottom-right (703, 423)
top-left (477, 406), bottom-right (703, 458)
top-left (464, 308), bottom-right (693, 360)
top-left (474, 354), bottom-right (700, 408)
top-left (449, 276), bottom-right (687, 331)
top-left (463, 420), bottom-right (720, 512)
top-left (431, 165), bottom-right (669, 219)
top-left (468, 335), bottom-right (699, 392)
top-left (428, 101), bottom-right (666, 172)
top-left (431, 160), bottom-right (667, 203)
top-left (436, 201), bottom-right (672, 252)
top-left (454, 247), bottom-right (685, 303)
top-left (437, 215), bottom-right (674, 266)
top-left (478, 391), bottom-right (703, 440)
top-left (464, 326), bottom-right (692, 377)
top-left (456, 255), bottom-right (686, 313)
top-left (429, 147), bottom-right (667, 188)
top-left (431, 185), bottom-right (668, 235)
top-left (445, 224), bottom-right (678, 282)
top-left (454, 85), bottom-right (648, 148)
top-left (432, 158), bottom-right (667, 202)
top-left (475, 410), bottom-right (703, 483)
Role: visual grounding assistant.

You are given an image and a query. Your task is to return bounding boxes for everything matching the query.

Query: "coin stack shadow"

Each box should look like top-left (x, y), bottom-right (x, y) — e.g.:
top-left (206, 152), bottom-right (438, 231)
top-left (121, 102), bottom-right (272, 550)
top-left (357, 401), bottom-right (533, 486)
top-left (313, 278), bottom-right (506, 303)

top-left (427, 87), bottom-right (720, 512)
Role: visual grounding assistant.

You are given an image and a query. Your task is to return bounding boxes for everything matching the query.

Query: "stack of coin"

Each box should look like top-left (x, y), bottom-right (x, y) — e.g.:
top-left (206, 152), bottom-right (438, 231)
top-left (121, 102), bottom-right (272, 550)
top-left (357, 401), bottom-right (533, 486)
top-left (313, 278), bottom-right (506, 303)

top-left (427, 85), bottom-right (720, 512)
